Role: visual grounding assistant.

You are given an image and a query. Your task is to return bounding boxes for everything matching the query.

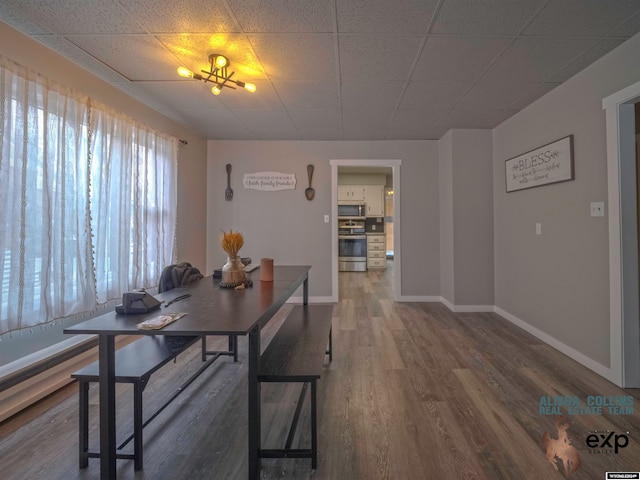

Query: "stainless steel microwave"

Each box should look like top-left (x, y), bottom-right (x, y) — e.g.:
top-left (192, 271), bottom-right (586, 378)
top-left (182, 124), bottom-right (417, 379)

top-left (338, 203), bottom-right (366, 218)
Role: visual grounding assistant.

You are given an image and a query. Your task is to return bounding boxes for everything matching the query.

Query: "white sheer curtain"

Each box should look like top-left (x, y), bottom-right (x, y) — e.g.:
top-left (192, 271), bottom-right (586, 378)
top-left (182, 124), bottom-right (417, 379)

top-left (0, 57), bottom-right (95, 334)
top-left (0, 56), bottom-right (178, 336)
top-left (89, 104), bottom-right (178, 303)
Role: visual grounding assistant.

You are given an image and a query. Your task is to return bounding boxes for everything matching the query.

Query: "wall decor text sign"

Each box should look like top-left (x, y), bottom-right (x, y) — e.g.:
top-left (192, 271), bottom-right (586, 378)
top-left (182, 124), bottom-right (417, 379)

top-left (243, 172), bottom-right (296, 191)
top-left (505, 135), bottom-right (574, 192)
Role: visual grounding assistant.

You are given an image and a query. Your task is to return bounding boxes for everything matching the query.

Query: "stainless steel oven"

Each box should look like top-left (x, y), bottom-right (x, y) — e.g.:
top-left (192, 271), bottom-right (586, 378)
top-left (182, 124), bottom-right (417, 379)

top-left (338, 235), bottom-right (367, 272)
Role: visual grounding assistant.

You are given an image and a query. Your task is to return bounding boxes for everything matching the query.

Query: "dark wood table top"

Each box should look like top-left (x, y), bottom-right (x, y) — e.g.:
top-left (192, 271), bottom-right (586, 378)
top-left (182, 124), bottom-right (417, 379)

top-left (64, 265), bottom-right (310, 337)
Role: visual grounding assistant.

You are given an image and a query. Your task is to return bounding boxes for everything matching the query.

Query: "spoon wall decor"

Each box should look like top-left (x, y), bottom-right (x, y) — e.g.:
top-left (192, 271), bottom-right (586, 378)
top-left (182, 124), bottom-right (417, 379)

top-left (305, 164), bottom-right (315, 201)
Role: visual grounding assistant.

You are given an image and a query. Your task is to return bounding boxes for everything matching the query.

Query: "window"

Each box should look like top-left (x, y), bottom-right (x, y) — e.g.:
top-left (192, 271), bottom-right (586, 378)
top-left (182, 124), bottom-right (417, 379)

top-left (0, 56), bottom-right (177, 336)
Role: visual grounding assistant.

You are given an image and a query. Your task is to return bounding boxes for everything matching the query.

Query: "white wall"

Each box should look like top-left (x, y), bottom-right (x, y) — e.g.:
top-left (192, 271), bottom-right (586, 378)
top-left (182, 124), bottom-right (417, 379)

top-left (493, 32), bottom-right (640, 369)
top-left (439, 130), bottom-right (494, 308)
top-left (439, 132), bottom-right (455, 302)
top-left (206, 140), bottom-right (440, 298)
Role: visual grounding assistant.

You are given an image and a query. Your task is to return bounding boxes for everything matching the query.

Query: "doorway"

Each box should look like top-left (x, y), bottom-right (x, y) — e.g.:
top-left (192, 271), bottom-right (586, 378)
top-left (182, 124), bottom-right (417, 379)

top-left (330, 159), bottom-right (401, 302)
top-left (603, 83), bottom-right (640, 387)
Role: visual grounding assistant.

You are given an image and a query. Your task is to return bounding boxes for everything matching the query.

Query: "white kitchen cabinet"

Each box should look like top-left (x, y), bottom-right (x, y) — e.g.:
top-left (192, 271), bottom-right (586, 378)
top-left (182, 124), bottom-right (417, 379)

top-left (364, 185), bottom-right (384, 217)
top-left (338, 185), bottom-right (366, 202)
top-left (366, 234), bottom-right (386, 270)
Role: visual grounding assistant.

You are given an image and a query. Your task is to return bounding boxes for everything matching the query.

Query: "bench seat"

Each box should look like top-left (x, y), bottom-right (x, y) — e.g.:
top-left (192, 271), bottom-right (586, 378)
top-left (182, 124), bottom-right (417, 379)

top-left (257, 304), bottom-right (333, 469)
top-left (72, 335), bottom-right (206, 471)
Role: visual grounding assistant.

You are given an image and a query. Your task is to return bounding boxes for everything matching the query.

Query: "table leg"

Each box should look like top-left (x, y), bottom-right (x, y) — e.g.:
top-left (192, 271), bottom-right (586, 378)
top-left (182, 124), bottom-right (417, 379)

top-left (248, 326), bottom-right (261, 480)
top-left (98, 335), bottom-right (117, 479)
top-left (303, 275), bottom-right (308, 306)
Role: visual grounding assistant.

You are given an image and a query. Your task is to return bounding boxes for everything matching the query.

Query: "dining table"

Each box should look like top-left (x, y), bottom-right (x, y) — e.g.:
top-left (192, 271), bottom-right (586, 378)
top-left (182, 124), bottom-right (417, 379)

top-left (64, 265), bottom-right (311, 480)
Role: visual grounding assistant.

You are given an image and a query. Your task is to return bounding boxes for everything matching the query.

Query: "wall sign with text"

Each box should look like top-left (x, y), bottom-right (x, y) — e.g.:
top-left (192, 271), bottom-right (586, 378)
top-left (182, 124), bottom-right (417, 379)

top-left (243, 172), bottom-right (296, 191)
top-left (505, 135), bottom-right (574, 193)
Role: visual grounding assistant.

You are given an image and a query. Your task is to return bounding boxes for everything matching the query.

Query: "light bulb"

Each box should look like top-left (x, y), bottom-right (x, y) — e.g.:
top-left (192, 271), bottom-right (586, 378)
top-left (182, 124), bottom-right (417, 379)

top-left (177, 67), bottom-right (194, 78)
top-left (214, 55), bottom-right (228, 69)
top-left (244, 83), bottom-right (257, 93)
top-left (212, 85), bottom-right (222, 96)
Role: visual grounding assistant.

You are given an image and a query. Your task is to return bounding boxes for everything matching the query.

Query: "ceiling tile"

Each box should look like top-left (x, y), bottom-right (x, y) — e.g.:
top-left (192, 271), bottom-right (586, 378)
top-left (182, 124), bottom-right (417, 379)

top-left (272, 81), bottom-right (341, 110)
top-left (431, 0), bottom-right (546, 35)
top-left (336, 0), bottom-right (438, 34)
top-left (341, 81), bottom-right (405, 111)
top-left (298, 126), bottom-right (344, 140)
top-left (456, 80), bottom-right (541, 111)
top-left (0, 2), bottom-right (48, 34)
top-left (508, 83), bottom-right (559, 111)
top-left (68, 35), bottom-right (179, 81)
top-left (288, 109), bottom-right (341, 129)
top-left (386, 125), bottom-right (447, 140)
top-left (32, 35), bottom-right (128, 82)
top-left (389, 108), bottom-right (448, 130)
top-left (610, 12), bottom-right (640, 37)
top-left (523, 0), bottom-right (640, 37)
top-left (248, 33), bottom-right (336, 81)
top-left (548, 39), bottom-right (627, 83)
top-left (217, 80), bottom-right (282, 109)
top-left (481, 36), bottom-right (600, 84)
top-left (232, 109), bottom-right (299, 139)
top-left (117, 0), bottom-right (239, 33)
top-left (398, 81), bottom-right (471, 110)
top-left (3, 0), bottom-right (144, 34)
top-left (227, 0), bottom-right (333, 32)
top-left (343, 109), bottom-right (393, 130)
top-left (339, 34), bottom-right (423, 82)
top-left (438, 108), bottom-right (517, 130)
top-left (412, 36), bottom-right (511, 82)
top-left (342, 126), bottom-right (389, 140)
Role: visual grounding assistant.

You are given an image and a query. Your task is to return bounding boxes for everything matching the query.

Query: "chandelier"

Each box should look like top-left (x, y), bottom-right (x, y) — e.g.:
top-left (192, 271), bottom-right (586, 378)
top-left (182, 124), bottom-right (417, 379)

top-left (177, 54), bottom-right (256, 96)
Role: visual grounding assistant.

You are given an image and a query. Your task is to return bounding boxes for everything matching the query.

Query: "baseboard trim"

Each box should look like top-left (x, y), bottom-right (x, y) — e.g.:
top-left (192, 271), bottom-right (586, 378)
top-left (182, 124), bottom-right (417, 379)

top-left (396, 295), bottom-right (441, 302)
top-left (439, 297), bottom-right (494, 312)
top-left (494, 306), bottom-right (614, 383)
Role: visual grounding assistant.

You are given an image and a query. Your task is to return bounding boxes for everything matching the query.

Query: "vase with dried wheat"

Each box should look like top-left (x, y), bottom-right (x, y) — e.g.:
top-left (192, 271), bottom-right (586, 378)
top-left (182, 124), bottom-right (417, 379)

top-left (220, 229), bottom-right (247, 288)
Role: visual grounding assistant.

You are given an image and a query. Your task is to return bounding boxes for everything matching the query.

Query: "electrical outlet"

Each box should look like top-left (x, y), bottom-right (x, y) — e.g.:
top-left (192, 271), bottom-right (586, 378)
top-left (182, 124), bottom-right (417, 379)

top-left (536, 223), bottom-right (541, 235)
top-left (590, 202), bottom-right (605, 217)
top-left (324, 214), bottom-right (330, 223)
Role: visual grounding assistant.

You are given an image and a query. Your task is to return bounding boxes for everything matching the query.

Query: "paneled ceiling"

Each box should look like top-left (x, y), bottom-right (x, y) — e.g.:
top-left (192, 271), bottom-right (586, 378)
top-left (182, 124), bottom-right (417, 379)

top-left (2, 0), bottom-right (640, 141)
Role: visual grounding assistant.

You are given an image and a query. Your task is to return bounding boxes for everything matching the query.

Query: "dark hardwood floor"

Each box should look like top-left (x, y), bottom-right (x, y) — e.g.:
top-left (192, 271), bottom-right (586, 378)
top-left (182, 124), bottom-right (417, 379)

top-left (2, 261), bottom-right (640, 479)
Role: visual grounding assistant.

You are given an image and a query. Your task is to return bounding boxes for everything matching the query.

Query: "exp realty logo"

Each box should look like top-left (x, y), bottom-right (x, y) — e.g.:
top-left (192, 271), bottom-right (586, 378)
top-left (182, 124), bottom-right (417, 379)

top-left (586, 430), bottom-right (631, 454)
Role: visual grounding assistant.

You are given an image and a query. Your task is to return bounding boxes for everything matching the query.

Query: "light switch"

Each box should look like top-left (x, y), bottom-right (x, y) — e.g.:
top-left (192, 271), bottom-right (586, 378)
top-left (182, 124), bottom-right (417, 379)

top-left (324, 214), bottom-right (330, 223)
top-left (590, 202), bottom-right (605, 217)
top-left (536, 223), bottom-right (541, 235)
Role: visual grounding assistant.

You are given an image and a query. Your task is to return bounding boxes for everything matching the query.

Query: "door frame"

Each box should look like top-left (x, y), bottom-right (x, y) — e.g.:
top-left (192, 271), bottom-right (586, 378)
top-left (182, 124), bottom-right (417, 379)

top-left (603, 81), bottom-right (640, 387)
top-left (330, 159), bottom-right (402, 301)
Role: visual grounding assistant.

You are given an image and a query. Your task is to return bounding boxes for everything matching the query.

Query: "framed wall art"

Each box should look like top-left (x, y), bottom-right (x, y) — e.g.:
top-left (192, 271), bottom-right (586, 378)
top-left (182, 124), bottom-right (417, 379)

top-left (505, 135), bottom-right (574, 193)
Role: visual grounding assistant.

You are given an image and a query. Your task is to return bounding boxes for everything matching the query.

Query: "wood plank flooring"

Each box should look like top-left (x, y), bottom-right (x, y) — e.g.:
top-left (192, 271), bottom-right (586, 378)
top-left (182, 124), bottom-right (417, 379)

top-left (1, 261), bottom-right (640, 479)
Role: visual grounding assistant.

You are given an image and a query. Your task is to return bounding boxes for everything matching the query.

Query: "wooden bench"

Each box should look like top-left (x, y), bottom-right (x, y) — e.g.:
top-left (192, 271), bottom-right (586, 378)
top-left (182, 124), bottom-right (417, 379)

top-left (258, 304), bottom-right (333, 469)
top-left (71, 334), bottom-right (236, 470)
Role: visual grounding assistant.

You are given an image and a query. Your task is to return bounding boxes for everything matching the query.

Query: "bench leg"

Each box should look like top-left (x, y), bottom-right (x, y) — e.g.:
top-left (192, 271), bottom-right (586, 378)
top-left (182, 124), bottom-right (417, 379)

top-left (78, 381), bottom-right (89, 469)
top-left (311, 380), bottom-right (318, 469)
top-left (229, 335), bottom-right (238, 362)
top-left (133, 382), bottom-right (144, 471)
top-left (328, 327), bottom-right (333, 362)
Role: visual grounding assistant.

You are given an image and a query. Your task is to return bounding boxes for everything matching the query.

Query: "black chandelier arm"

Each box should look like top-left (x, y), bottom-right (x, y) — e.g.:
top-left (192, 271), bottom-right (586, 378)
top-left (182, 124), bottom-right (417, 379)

top-left (198, 69), bottom-right (240, 89)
